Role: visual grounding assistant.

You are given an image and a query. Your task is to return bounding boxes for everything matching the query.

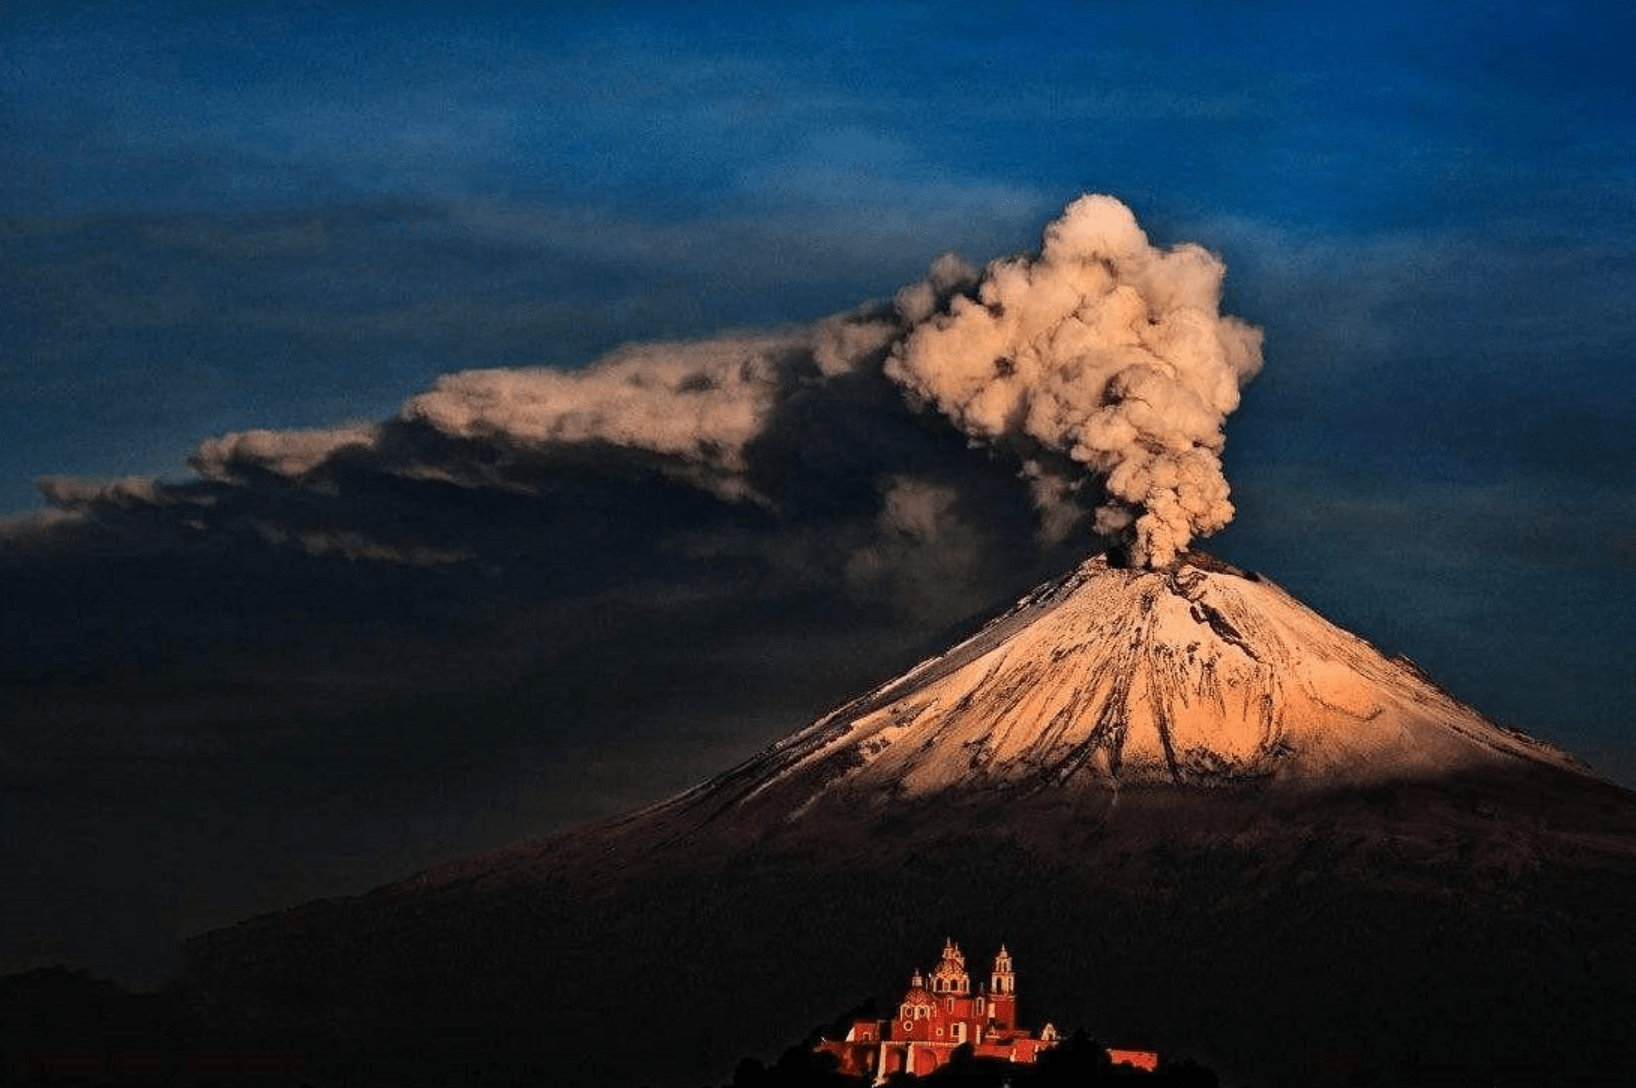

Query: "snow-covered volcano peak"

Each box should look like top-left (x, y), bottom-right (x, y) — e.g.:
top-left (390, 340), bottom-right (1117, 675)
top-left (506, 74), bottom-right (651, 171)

top-left (688, 553), bottom-right (1585, 817)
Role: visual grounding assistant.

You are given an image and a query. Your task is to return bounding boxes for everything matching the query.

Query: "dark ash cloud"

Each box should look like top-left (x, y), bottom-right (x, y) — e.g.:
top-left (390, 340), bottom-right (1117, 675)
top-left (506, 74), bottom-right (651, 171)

top-left (3, 197), bottom-right (1268, 979)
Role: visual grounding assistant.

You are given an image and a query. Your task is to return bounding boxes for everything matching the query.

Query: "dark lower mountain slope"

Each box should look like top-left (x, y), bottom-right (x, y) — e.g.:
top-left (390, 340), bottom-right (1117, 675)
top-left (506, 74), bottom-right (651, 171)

top-left (181, 768), bottom-right (1636, 1087)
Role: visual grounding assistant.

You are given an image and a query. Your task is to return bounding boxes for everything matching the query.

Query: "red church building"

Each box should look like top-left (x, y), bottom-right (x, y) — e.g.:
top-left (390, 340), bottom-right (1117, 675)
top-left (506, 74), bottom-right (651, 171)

top-left (816, 939), bottom-right (1060, 1081)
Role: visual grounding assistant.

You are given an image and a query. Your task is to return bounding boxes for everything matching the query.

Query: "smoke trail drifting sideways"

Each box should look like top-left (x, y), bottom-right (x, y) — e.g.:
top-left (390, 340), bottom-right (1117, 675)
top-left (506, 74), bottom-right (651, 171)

top-left (403, 336), bottom-right (803, 503)
top-left (886, 194), bottom-right (1263, 567)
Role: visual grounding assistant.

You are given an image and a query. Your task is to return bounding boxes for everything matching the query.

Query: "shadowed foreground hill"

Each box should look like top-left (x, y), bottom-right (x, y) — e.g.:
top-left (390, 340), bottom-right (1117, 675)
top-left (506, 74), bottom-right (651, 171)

top-left (184, 555), bottom-right (1636, 1087)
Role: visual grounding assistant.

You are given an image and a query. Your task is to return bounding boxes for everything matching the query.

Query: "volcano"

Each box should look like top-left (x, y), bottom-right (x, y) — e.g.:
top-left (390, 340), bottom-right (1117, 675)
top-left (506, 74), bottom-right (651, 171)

top-left (183, 554), bottom-right (1636, 1087)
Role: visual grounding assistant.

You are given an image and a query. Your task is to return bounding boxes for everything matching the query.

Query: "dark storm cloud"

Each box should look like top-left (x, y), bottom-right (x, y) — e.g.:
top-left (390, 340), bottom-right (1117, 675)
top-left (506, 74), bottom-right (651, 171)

top-left (0, 252), bottom-right (1061, 978)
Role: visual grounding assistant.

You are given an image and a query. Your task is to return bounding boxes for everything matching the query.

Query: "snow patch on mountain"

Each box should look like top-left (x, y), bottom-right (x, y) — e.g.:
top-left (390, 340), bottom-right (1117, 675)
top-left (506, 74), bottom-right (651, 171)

top-left (703, 554), bottom-right (1586, 816)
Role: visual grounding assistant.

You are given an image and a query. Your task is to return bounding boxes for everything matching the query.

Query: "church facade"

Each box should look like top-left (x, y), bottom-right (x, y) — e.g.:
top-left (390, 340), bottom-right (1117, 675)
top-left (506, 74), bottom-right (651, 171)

top-left (816, 940), bottom-right (1060, 1081)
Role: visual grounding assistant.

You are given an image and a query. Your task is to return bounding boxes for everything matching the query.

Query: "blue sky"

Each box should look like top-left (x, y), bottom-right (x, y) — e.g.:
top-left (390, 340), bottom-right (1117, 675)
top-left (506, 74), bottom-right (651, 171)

top-left (4, 1), bottom-right (1636, 980)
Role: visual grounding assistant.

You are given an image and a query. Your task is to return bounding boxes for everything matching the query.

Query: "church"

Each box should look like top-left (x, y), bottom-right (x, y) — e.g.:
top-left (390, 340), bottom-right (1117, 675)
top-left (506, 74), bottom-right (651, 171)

top-left (815, 939), bottom-right (1061, 1080)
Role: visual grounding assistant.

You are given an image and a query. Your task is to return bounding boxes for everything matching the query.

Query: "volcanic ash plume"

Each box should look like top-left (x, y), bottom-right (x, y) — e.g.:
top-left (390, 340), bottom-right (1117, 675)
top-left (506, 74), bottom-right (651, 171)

top-left (36, 194), bottom-right (1263, 580)
top-left (886, 194), bottom-right (1264, 568)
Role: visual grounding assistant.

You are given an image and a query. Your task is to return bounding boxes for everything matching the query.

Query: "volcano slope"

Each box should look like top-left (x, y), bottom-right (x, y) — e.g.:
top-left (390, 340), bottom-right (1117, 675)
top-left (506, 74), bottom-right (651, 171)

top-left (183, 554), bottom-right (1636, 1087)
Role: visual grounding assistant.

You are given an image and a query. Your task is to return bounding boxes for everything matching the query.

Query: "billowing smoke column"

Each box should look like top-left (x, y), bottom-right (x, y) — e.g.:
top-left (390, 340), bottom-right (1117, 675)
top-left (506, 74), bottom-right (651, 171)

top-left (887, 194), bottom-right (1263, 568)
top-left (35, 195), bottom-right (1262, 574)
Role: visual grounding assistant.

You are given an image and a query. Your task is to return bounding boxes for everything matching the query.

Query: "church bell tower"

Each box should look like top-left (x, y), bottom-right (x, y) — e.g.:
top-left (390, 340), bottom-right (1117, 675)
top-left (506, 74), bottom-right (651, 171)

top-left (990, 944), bottom-right (1014, 994)
top-left (989, 944), bottom-right (1017, 1029)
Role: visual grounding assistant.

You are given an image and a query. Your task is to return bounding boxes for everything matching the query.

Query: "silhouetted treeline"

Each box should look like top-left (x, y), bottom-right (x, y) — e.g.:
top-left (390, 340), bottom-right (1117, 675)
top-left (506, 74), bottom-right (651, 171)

top-left (712, 1027), bottom-right (1218, 1088)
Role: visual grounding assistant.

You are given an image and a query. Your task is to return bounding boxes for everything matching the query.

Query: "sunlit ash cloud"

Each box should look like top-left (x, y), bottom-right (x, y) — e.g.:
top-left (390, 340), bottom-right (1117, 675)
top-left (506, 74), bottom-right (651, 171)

top-left (889, 195), bottom-right (1263, 567)
top-left (35, 195), bottom-right (1262, 574)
